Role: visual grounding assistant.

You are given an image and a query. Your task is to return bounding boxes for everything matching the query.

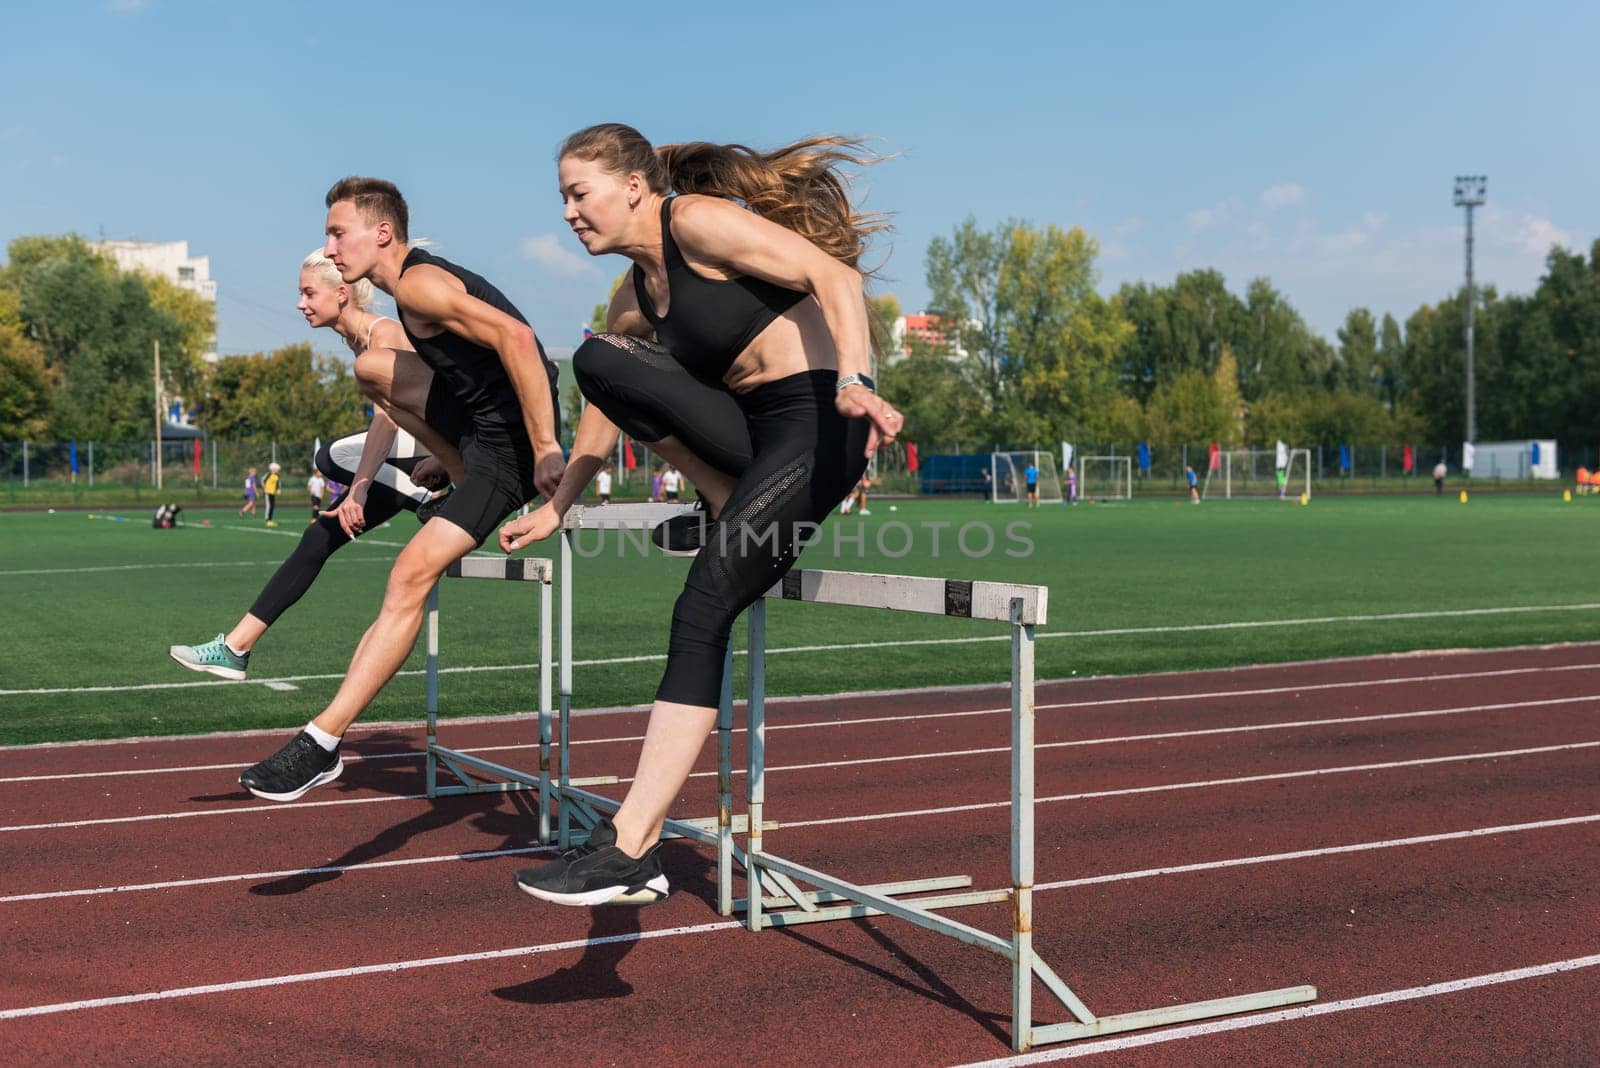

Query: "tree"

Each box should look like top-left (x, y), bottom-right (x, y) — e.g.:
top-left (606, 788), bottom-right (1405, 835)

top-left (0, 289), bottom-right (53, 439)
top-left (1237, 277), bottom-right (1324, 401)
top-left (1335, 307), bottom-right (1379, 394)
top-left (924, 217), bottom-right (1130, 445)
top-left (3, 235), bottom-right (195, 440)
top-left (203, 343), bottom-right (366, 440)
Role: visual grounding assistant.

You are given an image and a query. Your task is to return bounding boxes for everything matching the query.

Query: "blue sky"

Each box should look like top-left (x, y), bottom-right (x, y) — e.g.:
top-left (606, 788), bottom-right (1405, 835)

top-left (2, 1), bottom-right (1594, 360)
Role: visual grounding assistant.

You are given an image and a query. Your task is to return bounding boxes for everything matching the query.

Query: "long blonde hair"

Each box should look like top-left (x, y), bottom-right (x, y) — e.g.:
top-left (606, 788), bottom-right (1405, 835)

top-left (558, 123), bottom-right (888, 271)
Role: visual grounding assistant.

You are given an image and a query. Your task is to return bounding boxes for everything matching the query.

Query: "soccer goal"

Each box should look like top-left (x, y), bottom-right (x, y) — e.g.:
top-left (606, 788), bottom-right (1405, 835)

top-left (990, 450), bottom-right (1063, 504)
top-left (1203, 448), bottom-right (1312, 500)
top-left (1076, 455), bottom-right (1132, 501)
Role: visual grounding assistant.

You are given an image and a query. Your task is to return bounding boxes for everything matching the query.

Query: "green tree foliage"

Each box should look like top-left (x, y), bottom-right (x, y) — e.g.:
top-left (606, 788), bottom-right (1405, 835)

top-left (923, 218), bottom-right (1129, 445)
top-left (1, 235), bottom-right (207, 441)
top-left (1335, 307), bottom-right (1379, 393)
top-left (203, 343), bottom-right (366, 440)
top-left (0, 288), bottom-right (54, 439)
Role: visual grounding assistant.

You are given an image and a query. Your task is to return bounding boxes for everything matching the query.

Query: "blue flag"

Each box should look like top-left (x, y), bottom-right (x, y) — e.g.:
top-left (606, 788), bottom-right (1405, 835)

top-left (1339, 444), bottom-right (1352, 473)
top-left (69, 439), bottom-right (80, 475)
top-left (1137, 442), bottom-right (1151, 473)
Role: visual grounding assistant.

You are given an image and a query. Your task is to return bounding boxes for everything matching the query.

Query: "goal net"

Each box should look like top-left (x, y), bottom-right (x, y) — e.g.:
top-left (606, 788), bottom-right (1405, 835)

top-left (1202, 448), bottom-right (1312, 500)
top-left (990, 451), bottom-right (1064, 504)
top-left (1076, 455), bottom-right (1132, 501)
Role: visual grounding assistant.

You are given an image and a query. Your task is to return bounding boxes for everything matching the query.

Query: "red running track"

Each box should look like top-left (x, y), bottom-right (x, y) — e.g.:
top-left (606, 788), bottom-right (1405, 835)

top-left (1, 644), bottom-right (1596, 1065)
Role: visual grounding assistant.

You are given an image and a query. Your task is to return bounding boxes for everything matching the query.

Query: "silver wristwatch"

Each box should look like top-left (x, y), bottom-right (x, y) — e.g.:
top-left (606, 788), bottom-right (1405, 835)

top-left (835, 373), bottom-right (876, 393)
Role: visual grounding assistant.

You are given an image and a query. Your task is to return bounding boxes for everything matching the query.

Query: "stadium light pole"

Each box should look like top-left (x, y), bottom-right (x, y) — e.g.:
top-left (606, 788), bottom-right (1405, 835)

top-left (1453, 175), bottom-right (1486, 445)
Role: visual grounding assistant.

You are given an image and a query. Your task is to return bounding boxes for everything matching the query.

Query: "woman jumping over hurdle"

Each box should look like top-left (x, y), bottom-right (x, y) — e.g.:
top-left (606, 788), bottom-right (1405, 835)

top-left (167, 249), bottom-right (464, 682)
top-left (499, 122), bottom-right (902, 906)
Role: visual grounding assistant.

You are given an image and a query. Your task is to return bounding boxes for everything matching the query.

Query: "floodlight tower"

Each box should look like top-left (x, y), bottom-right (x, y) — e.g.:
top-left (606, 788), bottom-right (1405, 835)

top-left (1453, 175), bottom-right (1487, 444)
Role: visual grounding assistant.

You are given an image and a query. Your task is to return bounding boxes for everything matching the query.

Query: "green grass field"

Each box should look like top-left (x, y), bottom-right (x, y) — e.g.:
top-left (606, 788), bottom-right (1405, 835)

top-left (2, 493), bottom-right (1597, 745)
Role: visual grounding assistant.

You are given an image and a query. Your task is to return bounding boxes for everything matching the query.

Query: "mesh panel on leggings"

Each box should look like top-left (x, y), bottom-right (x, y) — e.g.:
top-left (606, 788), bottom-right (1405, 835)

top-left (597, 333), bottom-right (685, 372)
top-left (708, 458), bottom-right (810, 600)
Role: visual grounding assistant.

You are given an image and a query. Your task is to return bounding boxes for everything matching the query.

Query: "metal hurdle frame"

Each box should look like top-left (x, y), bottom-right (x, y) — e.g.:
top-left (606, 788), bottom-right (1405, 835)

top-left (553, 503), bottom-right (768, 915)
top-left (423, 555), bottom-right (556, 843)
top-left (734, 569), bottom-right (1316, 1052)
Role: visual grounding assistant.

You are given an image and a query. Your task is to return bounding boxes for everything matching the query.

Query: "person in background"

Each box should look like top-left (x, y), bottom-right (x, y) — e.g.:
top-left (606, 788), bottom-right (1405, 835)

top-left (1024, 459), bottom-right (1039, 508)
top-left (661, 464), bottom-right (681, 502)
top-left (596, 462), bottom-right (614, 504)
top-left (1185, 464), bottom-right (1200, 504)
top-left (263, 462), bottom-right (282, 527)
top-left (650, 463), bottom-right (664, 502)
top-left (240, 467), bottom-right (259, 517)
top-left (308, 468), bottom-right (327, 521)
top-left (1432, 460), bottom-right (1447, 495)
top-left (1066, 463), bottom-right (1077, 505)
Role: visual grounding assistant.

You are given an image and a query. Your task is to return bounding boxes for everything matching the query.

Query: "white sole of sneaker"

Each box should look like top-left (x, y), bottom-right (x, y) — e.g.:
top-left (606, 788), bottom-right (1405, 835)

top-left (241, 758), bottom-right (344, 802)
top-left (515, 873), bottom-right (669, 907)
top-left (168, 649), bottom-right (247, 681)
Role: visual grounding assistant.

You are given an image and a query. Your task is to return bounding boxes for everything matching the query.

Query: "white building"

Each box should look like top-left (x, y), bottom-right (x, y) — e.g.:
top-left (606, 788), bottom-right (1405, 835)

top-left (888, 313), bottom-right (971, 364)
top-left (95, 239), bottom-right (218, 361)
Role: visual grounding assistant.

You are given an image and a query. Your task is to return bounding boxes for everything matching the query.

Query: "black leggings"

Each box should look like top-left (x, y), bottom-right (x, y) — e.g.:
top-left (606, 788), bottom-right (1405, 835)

top-left (246, 432), bottom-right (430, 625)
top-left (574, 334), bottom-right (869, 707)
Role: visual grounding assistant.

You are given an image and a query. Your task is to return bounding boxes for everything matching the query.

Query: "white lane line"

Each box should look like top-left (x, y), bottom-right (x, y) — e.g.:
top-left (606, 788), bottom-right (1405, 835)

top-left (6, 739), bottom-right (1595, 836)
top-left (0, 844), bottom-right (556, 903)
top-left (5, 806), bottom-right (1592, 906)
top-left (780, 740), bottom-right (1600, 830)
top-left (0, 920), bottom-right (746, 1021)
top-left (0, 792), bottom-right (424, 833)
top-left (260, 681), bottom-right (299, 692)
top-left (3, 831), bottom-right (1597, 1021)
top-left (0, 559), bottom-right (391, 578)
top-left (0, 686), bottom-right (1587, 793)
top-left (7, 667), bottom-right (1598, 784)
top-left (957, 954), bottom-right (1600, 1066)
top-left (6, 605), bottom-right (1600, 698)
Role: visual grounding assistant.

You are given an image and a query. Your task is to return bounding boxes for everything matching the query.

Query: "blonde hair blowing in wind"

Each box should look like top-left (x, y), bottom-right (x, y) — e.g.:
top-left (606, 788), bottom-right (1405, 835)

top-left (559, 123), bottom-right (890, 272)
top-left (301, 249), bottom-right (375, 309)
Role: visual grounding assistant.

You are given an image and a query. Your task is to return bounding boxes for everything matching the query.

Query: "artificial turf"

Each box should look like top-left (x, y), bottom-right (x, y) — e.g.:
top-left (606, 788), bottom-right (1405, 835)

top-left (1, 491), bottom-right (1596, 745)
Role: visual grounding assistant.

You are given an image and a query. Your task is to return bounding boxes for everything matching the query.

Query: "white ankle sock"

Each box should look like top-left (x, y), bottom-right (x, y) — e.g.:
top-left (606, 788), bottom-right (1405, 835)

top-left (224, 641), bottom-right (248, 658)
top-left (304, 721), bottom-right (341, 751)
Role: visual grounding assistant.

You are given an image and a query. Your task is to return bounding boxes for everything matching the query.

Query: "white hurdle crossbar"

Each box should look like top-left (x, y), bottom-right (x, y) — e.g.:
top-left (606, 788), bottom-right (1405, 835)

top-left (554, 503), bottom-right (768, 916)
top-left (423, 554), bottom-right (556, 843)
top-left (736, 568), bottom-right (1316, 1052)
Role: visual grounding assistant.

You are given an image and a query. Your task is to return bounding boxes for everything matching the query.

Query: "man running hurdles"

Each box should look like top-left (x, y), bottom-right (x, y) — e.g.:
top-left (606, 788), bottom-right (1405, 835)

top-left (237, 177), bottom-right (565, 802)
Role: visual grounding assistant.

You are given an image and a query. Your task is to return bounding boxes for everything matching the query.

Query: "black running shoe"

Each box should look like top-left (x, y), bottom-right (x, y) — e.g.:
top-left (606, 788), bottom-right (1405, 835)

top-left (416, 489), bottom-right (452, 526)
top-left (514, 818), bottom-right (669, 906)
top-left (651, 502), bottom-right (708, 557)
top-left (239, 730), bottom-right (343, 802)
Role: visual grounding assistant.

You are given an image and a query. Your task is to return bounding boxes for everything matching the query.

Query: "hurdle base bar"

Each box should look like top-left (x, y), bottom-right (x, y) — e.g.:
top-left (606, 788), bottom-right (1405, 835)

top-left (429, 746), bottom-right (541, 796)
top-left (560, 784), bottom-right (771, 842)
top-left (1028, 985), bottom-right (1318, 1043)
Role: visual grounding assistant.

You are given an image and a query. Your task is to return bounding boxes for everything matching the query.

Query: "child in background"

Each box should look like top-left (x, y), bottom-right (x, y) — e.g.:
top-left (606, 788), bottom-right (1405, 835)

top-left (240, 467), bottom-right (259, 517)
top-left (263, 462), bottom-right (282, 527)
top-left (307, 469), bottom-right (327, 521)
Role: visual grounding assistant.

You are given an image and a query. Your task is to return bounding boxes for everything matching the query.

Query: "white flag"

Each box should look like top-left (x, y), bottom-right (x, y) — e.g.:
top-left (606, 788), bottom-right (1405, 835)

top-left (1462, 442), bottom-right (1476, 472)
top-left (1275, 440), bottom-right (1289, 470)
top-left (1061, 442), bottom-right (1074, 472)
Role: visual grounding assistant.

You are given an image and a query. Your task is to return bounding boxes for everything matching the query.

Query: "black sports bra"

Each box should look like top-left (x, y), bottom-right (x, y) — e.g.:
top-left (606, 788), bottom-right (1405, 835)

top-left (632, 196), bottom-right (807, 379)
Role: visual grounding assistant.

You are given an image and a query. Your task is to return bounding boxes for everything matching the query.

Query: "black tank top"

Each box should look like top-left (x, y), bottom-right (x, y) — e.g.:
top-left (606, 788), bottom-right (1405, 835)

top-left (398, 248), bottom-right (559, 430)
top-left (632, 197), bottom-right (807, 379)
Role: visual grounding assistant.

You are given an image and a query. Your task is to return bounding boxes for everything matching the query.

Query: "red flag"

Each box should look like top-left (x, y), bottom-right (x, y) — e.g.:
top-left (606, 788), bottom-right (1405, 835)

top-left (1402, 444), bottom-right (1415, 474)
top-left (1207, 442), bottom-right (1221, 472)
top-left (193, 439), bottom-right (202, 478)
top-left (623, 439), bottom-right (637, 471)
top-left (905, 442), bottom-right (919, 473)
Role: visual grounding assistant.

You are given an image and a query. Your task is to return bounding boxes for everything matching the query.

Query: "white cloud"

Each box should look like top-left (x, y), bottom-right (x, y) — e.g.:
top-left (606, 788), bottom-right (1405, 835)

top-left (1363, 212), bottom-right (1386, 231)
top-left (1186, 204), bottom-right (1228, 232)
top-left (519, 234), bottom-right (598, 278)
top-left (1516, 216), bottom-right (1574, 255)
top-left (1321, 230), bottom-right (1369, 253)
top-left (1261, 183), bottom-right (1306, 209)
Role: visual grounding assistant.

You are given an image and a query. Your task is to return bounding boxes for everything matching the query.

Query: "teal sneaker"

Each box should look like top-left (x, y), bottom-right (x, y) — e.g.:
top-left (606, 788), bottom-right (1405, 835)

top-left (169, 633), bottom-right (250, 681)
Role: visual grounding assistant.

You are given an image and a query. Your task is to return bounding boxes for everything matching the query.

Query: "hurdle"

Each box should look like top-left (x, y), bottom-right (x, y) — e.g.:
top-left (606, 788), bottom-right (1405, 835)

top-left (422, 554), bottom-right (556, 842)
top-left (730, 569), bottom-right (1315, 1052)
top-left (553, 502), bottom-right (770, 914)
